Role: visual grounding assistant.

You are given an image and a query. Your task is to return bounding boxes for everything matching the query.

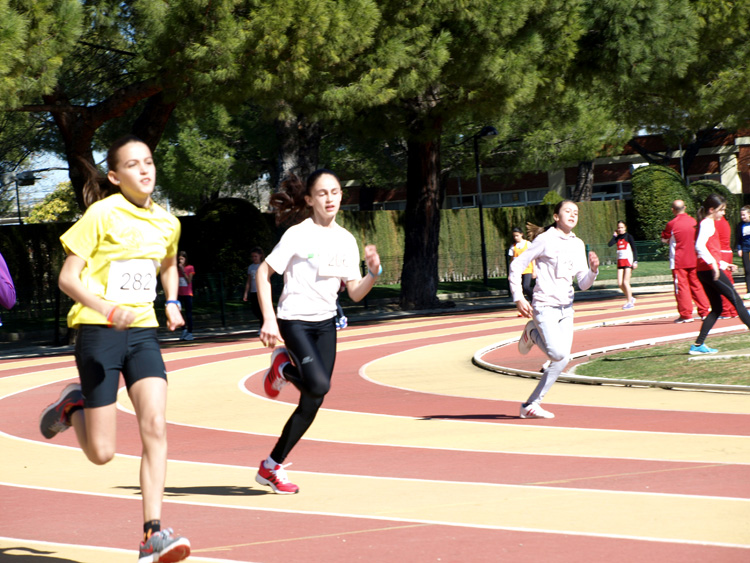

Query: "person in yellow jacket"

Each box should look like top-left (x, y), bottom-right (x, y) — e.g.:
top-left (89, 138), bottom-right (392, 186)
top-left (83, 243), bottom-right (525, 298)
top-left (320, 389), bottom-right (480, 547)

top-left (508, 227), bottom-right (535, 301)
top-left (38, 135), bottom-right (191, 563)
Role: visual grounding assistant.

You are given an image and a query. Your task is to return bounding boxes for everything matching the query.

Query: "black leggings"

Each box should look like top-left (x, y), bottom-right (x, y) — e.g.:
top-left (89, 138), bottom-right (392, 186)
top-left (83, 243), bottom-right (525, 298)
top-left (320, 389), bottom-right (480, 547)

top-left (270, 317), bottom-right (337, 462)
top-left (521, 273), bottom-right (533, 301)
top-left (742, 252), bottom-right (750, 293)
top-left (696, 270), bottom-right (750, 345)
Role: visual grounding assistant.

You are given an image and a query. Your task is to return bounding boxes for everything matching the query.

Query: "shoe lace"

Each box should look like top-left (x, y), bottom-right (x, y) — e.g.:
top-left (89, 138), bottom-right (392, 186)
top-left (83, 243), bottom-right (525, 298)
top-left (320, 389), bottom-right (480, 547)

top-left (273, 463), bottom-right (293, 483)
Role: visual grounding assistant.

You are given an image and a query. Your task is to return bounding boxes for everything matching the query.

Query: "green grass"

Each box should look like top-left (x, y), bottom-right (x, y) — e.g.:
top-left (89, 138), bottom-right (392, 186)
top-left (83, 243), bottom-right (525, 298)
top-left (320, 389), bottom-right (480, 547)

top-left (574, 332), bottom-right (750, 386)
top-left (595, 260), bottom-right (671, 281)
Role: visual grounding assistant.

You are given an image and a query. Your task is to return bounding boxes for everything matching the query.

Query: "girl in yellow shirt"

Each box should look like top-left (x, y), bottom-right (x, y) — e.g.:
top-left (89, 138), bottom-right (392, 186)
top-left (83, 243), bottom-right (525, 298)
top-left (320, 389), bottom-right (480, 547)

top-left (39, 135), bottom-right (191, 563)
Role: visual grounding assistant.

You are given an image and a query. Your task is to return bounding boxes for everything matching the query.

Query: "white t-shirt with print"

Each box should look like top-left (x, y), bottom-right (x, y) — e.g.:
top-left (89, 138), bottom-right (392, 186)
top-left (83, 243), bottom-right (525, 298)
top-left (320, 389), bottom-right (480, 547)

top-left (509, 227), bottom-right (596, 307)
top-left (266, 218), bottom-right (361, 321)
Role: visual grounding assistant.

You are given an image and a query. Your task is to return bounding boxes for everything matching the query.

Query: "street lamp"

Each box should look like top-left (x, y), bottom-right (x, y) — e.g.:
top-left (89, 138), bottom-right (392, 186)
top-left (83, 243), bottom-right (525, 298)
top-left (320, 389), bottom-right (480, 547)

top-left (0, 170), bottom-right (36, 225)
top-left (472, 125), bottom-right (498, 286)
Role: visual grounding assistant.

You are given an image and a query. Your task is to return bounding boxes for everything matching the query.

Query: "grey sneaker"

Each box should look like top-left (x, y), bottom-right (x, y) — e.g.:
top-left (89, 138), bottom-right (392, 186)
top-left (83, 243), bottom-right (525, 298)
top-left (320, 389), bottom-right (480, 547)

top-left (39, 383), bottom-right (83, 439)
top-left (138, 528), bottom-right (190, 563)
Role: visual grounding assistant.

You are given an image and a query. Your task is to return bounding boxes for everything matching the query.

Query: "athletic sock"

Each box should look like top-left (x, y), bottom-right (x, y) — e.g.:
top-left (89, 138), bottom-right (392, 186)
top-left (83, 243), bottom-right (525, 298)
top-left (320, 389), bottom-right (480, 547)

top-left (144, 520), bottom-right (161, 541)
top-left (264, 455), bottom-right (280, 469)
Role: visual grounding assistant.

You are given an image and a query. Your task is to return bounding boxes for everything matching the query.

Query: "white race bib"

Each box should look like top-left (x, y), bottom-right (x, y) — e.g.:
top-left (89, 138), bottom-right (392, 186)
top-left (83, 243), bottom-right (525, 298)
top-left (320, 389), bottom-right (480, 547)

top-left (317, 251), bottom-right (355, 278)
top-left (105, 259), bottom-right (157, 303)
top-left (554, 254), bottom-right (575, 279)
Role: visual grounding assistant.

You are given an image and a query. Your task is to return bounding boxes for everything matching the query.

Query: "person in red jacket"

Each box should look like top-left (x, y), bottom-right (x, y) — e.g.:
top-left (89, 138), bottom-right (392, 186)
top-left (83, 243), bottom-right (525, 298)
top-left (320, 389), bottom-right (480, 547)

top-left (660, 200), bottom-right (710, 323)
top-left (715, 214), bottom-right (738, 318)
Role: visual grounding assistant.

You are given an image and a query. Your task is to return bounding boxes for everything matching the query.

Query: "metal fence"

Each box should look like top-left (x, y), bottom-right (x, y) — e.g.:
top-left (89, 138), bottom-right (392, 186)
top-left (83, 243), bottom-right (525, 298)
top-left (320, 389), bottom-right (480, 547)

top-left (1, 243), bottom-right (675, 345)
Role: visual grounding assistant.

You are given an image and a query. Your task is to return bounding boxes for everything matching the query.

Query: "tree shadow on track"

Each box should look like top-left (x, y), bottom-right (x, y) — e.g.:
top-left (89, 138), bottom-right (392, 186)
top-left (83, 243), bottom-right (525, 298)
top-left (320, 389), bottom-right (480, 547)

top-left (418, 414), bottom-right (518, 421)
top-left (115, 485), bottom-right (268, 497)
top-left (0, 547), bottom-right (78, 562)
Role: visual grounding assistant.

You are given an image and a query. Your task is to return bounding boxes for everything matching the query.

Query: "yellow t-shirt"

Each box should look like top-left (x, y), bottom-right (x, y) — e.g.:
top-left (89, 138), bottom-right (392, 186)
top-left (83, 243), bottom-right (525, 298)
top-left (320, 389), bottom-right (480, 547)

top-left (512, 240), bottom-right (534, 275)
top-left (60, 193), bottom-right (181, 328)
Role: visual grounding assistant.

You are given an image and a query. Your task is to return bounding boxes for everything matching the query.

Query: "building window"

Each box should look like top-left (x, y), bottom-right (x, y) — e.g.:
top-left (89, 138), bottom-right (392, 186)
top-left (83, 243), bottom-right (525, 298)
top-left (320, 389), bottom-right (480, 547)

top-left (567, 182), bottom-right (632, 201)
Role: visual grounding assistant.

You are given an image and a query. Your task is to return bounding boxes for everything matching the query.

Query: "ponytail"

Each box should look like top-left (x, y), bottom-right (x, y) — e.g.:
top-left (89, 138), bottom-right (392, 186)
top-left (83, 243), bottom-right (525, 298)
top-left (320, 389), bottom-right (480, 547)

top-left (78, 156), bottom-right (116, 208)
top-left (270, 168), bottom-right (340, 226)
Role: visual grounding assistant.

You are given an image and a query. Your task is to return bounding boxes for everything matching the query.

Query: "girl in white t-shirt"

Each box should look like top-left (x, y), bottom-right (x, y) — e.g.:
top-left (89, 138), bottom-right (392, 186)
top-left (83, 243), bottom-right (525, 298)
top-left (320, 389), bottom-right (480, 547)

top-left (254, 169), bottom-right (381, 494)
top-left (509, 200), bottom-right (599, 419)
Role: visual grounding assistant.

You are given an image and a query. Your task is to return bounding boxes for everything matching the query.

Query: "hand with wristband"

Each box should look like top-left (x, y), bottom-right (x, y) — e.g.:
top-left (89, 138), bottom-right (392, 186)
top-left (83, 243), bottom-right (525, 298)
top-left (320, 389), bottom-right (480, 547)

top-left (164, 298), bottom-right (184, 332)
top-left (364, 244), bottom-right (382, 278)
top-left (105, 303), bottom-right (136, 330)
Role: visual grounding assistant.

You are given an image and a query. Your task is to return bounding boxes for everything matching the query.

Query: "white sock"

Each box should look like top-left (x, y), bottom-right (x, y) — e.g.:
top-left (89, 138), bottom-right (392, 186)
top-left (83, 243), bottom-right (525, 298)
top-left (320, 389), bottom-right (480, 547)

top-left (264, 456), bottom-right (279, 469)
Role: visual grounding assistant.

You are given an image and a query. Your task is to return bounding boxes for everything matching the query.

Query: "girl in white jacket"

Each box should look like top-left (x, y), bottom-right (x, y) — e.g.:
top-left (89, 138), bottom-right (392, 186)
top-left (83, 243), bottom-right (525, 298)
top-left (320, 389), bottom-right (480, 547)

top-left (509, 200), bottom-right (599, 419)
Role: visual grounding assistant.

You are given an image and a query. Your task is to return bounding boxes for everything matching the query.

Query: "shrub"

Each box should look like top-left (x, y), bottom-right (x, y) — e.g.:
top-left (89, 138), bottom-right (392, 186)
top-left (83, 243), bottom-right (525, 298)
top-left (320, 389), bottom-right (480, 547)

top-left (631, 165), bottom-right (690, 240)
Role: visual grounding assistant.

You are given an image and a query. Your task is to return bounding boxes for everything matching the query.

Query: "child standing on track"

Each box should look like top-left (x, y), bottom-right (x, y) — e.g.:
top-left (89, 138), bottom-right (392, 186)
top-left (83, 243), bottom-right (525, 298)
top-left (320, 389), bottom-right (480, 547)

top-left (607, 220), bottom-right (638, 309)
top-left (735, 205), bottom-right (750, 299)
top-left (178, 250), bottom-right (196, 340)
top-left (254, 169), bottom-right (381, 494)
top-left (510, 200), bottom-right (599, 419)
top-left (508, 227), bottom-right (534, 302)
top-left (691, 194), bottom-right (750, 355)
top-left (38, 135), bottom-right (191, 563)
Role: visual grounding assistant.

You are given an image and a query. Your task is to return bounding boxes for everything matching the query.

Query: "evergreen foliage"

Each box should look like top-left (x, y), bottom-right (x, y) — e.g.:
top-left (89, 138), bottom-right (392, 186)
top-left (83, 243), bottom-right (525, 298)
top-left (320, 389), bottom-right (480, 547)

top-left (631, 165), bottom-right (691, 240)
top-left (541, 191), bottom-right (564, 206)
top-left (0, 0), bottom-right (82, 110)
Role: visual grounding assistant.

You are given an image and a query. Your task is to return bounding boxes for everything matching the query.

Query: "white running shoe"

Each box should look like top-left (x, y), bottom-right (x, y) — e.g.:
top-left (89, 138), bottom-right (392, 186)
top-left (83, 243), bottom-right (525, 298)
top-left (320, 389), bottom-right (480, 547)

top-left (520, 402), bottom-right (555, 419)
top-left (518, 321), bottom-right (535, 355)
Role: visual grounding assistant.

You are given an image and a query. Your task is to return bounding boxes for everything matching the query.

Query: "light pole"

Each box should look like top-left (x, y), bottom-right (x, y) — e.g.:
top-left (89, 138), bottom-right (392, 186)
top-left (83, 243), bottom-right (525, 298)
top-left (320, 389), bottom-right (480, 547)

top-left (472, 125), bottom-right (498, 286)
top-left (1, 170), bottom-right (36, 225)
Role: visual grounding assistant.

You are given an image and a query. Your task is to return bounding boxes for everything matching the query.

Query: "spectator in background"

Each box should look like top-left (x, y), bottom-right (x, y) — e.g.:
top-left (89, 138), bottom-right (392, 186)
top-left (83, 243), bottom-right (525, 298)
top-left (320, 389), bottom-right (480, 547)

top-left (735, 205), bottom-right (750, 299)
top-left (607, 220), bottom-right (638, 309)
top-left (661, 200), bottom-right (710, 323)
top-left (715, 214), bottom-right (738, 319)
top-left (508, 227), bottom-right (534, 303)
top-left (0, 250), bottom-right (16, 326)
top-left (177, 250), bottom-right (195, 340)
top-left (243, 246), bottom-right (265, 325)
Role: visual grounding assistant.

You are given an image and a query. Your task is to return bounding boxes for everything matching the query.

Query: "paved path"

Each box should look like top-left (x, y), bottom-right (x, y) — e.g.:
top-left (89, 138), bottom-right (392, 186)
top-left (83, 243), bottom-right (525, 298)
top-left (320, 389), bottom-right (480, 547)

top-left (1, 292), bottom-right (748, 562)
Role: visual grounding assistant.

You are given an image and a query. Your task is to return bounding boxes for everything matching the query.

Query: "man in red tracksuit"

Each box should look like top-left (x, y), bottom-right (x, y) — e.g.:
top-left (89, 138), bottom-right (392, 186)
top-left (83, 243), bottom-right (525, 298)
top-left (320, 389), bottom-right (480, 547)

top-left (661, 200), bottom-right (710, 323)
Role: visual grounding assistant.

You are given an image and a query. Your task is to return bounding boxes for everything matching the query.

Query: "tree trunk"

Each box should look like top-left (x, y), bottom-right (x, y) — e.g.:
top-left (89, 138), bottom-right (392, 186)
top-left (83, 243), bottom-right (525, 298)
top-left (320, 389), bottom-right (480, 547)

top-left (571, 160), bottom-right (594, 201)
top-left (274, 114), bottom-right (321, 186)
top-left (41, 80), bottom-right (164, 210)
top-left (132, 91), bottom-right (177, 152)
top-left (399, 121), bottom-right (443, 311)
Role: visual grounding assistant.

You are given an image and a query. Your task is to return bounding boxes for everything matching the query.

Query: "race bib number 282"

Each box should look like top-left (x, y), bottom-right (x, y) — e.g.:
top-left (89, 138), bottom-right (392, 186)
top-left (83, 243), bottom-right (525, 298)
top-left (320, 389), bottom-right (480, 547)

top-left (105, 259), bottom-right (157, 303)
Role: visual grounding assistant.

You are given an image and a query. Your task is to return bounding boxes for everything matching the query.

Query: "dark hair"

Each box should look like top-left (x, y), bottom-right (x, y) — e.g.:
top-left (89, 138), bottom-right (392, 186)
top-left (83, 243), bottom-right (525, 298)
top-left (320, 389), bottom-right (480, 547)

top-left (250, 246), bottom-right (264, 256)
top-left (178, 250), bottom-right (188, 263)
top-left (269, 168), bottom-right (340, 226)
top-left (697, 193), bottom-right (726, 222)
top-left (82, 134), bottom-right (148, 208)
top-left (617, 220), bottom-right (627, 228)
top-left (511, 227), bottom-right (523, 234)
top-left (527, 200), bottom-right (576, 240)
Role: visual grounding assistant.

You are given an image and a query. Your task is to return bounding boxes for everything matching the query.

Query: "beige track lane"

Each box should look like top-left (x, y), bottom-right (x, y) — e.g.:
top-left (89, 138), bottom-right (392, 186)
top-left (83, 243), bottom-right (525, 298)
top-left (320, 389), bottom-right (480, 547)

top-left (114, 355), bottom-right (750, 464)
top-left (2, 436), bottom-right (749, 547)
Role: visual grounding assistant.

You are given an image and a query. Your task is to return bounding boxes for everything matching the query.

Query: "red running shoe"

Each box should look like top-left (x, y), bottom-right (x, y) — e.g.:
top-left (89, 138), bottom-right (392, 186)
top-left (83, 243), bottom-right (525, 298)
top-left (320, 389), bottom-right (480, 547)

top-left (255, 460), bottom-right (299, 494)
top-left (263, 347), bottom-right (290, 398)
